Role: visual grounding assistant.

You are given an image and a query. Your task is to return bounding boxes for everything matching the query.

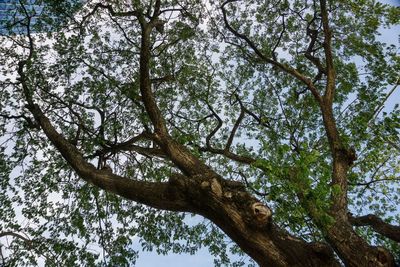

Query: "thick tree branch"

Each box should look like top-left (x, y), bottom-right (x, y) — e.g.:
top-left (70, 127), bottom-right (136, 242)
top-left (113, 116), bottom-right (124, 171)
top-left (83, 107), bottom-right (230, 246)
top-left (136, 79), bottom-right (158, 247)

top-left (349, 214), bottom-right (400, 243)
top-left (218, 2), bottom-right (396, 265)
top-left (136, 15), bottom-right (212, 176)
top-left (320, 0), bottom-right (335, 104)
top-left (7, 2), bottom-right (395, 266)
top-left (138, 23), bottom-right (168, 135)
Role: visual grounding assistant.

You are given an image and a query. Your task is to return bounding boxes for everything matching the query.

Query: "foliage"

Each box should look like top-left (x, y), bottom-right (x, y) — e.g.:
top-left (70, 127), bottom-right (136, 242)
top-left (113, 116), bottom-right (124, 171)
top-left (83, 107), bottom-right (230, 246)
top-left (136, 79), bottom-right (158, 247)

top-left (0, 0), bottom-right (399, 266)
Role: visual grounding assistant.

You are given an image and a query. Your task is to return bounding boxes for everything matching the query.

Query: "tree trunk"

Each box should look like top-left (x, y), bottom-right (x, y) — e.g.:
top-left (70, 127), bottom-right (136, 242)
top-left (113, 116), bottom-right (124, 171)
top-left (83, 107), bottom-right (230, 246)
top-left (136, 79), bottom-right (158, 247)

top-left (174, 175), bottom-right (340, 267)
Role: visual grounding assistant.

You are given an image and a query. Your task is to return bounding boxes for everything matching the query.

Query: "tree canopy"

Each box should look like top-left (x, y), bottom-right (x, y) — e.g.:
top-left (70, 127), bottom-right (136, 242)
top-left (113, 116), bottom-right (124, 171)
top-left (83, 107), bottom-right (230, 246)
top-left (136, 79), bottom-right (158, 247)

top-left (0, 0), bottom-right (399, 266)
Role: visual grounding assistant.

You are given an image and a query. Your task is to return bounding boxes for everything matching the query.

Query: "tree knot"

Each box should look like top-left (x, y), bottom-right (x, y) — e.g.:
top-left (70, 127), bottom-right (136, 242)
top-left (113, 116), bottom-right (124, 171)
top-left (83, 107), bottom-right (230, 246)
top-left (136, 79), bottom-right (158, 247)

top-left (251, 202), bottom-right (272, 225)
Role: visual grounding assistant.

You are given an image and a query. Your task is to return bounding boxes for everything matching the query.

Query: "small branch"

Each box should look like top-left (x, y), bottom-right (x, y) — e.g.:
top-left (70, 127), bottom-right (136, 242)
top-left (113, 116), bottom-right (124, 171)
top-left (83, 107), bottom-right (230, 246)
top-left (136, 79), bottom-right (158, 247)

top-left (235, 170), bottom-right (268, 197)
top-left (0, 113), bottom-right (39, 129)
top-left (350, 177), bottom-right (400, 189)
top-left (0, 231), bottom-right (59, 266)
top-left (81, 3), bottom-right (141, 26)
top-left (224, 96), bottom-right (245, 151)
top-left (109, 15), bottom-right (137, 46)
top-left (370, 82), bottom-right (399, 123)
top-left (198, 145), bottom-right (255, 165)
top-left (271, 14), bottom-right (286, 61)
top-left (205, 102), bottom-right (223, 149)
top-left (349, 157), bottom-right (391, 191)
top-left (304, 15), bottom-right (326, 74)
top-left (220, 0), bottom-right (322, 103)
top-left (89, 132), bottom-right (159, 158)
top-left (0, 231), bottom-right (31, 246)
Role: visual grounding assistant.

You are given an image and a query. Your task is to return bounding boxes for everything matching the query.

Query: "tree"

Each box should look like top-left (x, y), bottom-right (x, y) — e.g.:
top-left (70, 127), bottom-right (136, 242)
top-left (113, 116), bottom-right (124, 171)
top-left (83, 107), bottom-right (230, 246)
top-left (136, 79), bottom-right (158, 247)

top-left (0, 0), bottom-right (399, 266)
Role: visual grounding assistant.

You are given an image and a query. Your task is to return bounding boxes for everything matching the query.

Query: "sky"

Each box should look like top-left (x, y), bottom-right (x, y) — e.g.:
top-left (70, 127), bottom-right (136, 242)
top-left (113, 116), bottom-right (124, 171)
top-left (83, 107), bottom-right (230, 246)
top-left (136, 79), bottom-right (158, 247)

top-left (0, 0), bottom-right (399, 266)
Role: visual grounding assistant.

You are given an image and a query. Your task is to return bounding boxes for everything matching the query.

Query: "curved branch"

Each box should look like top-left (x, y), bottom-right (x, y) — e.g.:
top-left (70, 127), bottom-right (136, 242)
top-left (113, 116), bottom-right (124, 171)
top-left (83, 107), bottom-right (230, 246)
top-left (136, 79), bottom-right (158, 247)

top-left (197, 96), bottom-right (267, 165)
top-left (305, 17), bottom-right (326, 75)
top-left (271, 14), bottom-right (286, 61)
top-left (0, 231), bottom-right (31, 245)
top-left (225, 95), bottom-right (245, 151)
top-left (349, 214), bottom-right (400, 243)
top-left (370, 83), bottom-right (399, 123)
top-left (205, 101), bottom-right (223, 149)
top-left (220, 0), bottom-right (322, 103)
top-left (81, 3), bottom-right (141, 26)
top-left (0, 231), bottom-right (59, 266)
top-left (136, 14), bottom-right (212, 176)
top-left (198, 97), bottom-right (255, 164)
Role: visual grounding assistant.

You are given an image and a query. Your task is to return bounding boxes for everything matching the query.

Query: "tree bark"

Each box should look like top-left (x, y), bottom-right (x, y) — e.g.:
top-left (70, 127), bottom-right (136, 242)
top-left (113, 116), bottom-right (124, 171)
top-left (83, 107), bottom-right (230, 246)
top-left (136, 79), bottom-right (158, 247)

top-left (349, 214), bottom-right (400, 243)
